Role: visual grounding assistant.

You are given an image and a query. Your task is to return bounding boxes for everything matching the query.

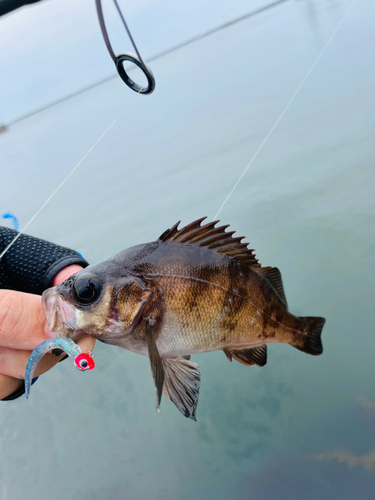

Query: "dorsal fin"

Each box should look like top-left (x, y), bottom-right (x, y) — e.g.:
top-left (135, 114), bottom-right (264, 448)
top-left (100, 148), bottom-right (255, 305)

top-left (258, 267), bottom-right (288, 308)
top-left (159, 217), bottom-right (261, 268)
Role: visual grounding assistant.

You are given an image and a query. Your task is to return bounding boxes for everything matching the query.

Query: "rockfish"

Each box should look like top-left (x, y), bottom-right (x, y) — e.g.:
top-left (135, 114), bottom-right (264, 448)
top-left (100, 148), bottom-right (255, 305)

top-left (42, 218), bottom-right (325, 420)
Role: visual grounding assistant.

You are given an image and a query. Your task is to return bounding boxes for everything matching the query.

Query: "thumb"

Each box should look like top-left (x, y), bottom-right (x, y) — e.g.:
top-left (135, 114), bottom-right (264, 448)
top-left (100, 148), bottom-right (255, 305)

top-left (0, 290), bottom-right (47, 350)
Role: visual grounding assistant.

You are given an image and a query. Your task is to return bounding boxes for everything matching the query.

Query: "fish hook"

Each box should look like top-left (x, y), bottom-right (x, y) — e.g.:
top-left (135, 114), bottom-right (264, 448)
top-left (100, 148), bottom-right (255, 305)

top-left (95, 0), bottom-right (155, 95)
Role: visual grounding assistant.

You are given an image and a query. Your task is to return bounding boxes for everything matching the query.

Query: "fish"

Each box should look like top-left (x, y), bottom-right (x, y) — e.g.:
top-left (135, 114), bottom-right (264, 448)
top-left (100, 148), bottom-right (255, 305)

top-left (41, 217), bottom-right (325, 420)
top-left (24, 338), bottom-right (95, 398)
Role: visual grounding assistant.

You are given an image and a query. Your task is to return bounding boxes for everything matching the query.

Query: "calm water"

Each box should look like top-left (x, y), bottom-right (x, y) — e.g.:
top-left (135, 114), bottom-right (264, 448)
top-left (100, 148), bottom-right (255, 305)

top-left (1, 0), bottom-right (375, 498)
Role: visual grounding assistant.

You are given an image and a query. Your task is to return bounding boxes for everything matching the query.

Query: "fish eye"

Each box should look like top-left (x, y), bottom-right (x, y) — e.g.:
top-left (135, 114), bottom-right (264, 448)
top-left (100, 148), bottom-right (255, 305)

top-left (73, 275), bottom-right (102, 305)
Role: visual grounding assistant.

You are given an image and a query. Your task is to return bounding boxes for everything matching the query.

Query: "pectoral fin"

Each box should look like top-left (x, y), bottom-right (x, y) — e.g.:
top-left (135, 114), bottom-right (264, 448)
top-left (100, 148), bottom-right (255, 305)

top-left (225, 344), bottom-right (267, 367)
top-left (145, 320), bottom-right (165, 411)
top-left (163, 357), bottom-right (201, 421)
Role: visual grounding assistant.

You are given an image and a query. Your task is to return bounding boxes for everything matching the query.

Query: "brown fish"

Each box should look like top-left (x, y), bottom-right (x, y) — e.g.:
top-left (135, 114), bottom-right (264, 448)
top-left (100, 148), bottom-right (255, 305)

top-left (42, 218), bottom-right (325, 420)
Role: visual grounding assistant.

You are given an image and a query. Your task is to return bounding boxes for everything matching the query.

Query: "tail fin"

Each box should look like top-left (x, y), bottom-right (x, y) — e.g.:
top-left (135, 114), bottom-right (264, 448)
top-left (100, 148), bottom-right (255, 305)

top-left (295, 316), bottom-right (325, 356)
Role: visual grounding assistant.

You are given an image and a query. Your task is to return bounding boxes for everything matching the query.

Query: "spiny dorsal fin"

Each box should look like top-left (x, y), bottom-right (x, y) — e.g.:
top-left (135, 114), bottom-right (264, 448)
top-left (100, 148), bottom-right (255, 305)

top-left (257, 267), bottom-right (288, 308)
top-left (159, 217), bottom-right (261, 268)
top-left (226, 344), bottom-right (267, 367)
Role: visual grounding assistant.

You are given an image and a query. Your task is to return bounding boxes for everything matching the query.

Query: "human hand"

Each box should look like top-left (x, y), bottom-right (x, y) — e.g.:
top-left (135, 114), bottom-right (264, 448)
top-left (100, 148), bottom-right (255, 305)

top-left (0, 265), bottom-right (96, 399)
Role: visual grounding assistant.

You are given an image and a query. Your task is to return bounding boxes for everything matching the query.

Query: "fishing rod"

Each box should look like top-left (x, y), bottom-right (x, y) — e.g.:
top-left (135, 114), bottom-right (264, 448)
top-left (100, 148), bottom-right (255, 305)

top-left (95, 0), bottom-right (155, 95)
top-left (2, 0), bottom-right (289, 130)
top-left (0, 0), bottom-right (155, 94)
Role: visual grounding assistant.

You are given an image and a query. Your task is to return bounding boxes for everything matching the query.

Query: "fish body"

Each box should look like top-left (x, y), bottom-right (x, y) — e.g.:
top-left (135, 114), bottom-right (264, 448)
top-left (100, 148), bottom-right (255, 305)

top-left (98, 243), bottom-right (317, 358)
top-left (42, 218), bottom-right (325, 419)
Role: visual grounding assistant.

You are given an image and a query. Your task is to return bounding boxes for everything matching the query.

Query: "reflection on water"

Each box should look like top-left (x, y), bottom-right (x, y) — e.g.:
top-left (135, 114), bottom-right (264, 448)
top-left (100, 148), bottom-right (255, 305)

top-left (244, 396), bottom-right (375, 499)
top-left (1, 0), bottom-right (375, 498)
top-left (314, 396), bottom-right (375, 474)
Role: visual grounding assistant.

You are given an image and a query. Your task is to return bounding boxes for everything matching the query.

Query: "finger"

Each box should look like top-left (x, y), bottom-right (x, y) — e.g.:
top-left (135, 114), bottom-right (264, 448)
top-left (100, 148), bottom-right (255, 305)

top-left (52, 265), bottom-right (84, 286)
top-left (0, 290), bottom-right (47, 350)
top-left (0, 265), bottom-right (86, 351)
top-left (0, 374), bottom-right (24, 400)
top-left (0, 347), bottom-right (66, 379)
top-left (77, 336), bottom-right (96, 354)
top-left (0, 336), bottom-right (97, 379)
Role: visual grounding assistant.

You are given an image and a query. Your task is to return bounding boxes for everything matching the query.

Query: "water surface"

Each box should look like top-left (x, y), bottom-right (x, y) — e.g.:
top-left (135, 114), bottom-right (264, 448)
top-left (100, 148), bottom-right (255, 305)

top-left (1, 0), bottom-right (375, 498)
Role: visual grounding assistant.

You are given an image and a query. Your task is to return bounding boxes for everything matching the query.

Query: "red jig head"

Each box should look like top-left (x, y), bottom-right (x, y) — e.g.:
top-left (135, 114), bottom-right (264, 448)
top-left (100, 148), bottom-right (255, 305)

top-left (74, 352), bottom-right (95, 371)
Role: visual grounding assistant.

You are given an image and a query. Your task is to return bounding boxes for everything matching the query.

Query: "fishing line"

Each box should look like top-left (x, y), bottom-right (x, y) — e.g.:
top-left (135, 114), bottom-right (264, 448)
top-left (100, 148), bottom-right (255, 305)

top-left (214, 0), bottom-right (358, 220)
top-left (0, 0), bottom-right (246, 261)
top-left (0, 93), bottom-right (139, 261)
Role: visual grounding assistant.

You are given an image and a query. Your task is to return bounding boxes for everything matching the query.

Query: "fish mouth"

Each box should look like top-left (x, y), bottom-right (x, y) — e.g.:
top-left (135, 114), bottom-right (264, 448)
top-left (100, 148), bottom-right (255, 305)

top-left (42, 288), bottom-right (77, 338)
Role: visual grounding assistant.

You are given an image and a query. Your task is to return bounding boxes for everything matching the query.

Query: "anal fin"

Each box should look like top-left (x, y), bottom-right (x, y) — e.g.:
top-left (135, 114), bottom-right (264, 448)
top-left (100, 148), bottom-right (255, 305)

top-left (226, 344), bottom-right (267, 367)
top-left (163, 357), bottom-right (200, 421)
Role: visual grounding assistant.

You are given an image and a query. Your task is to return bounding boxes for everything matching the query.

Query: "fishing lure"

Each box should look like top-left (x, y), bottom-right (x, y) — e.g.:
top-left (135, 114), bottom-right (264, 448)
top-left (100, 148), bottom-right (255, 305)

top-left (24, 337), bottom-right (95, 399)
